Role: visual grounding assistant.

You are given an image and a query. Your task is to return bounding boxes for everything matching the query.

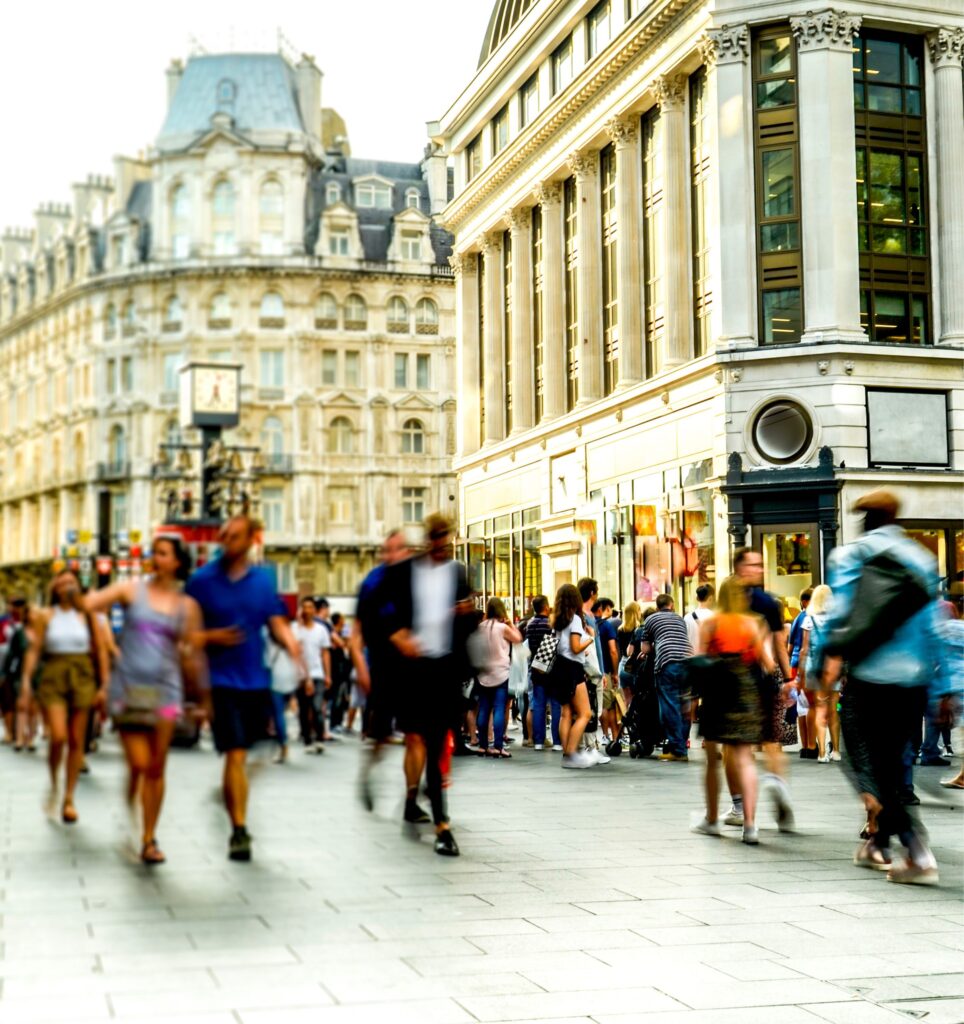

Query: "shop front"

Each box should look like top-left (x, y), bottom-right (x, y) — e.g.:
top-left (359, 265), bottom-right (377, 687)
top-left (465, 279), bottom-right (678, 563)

top-left (464, 505), bottom-right (543, 619)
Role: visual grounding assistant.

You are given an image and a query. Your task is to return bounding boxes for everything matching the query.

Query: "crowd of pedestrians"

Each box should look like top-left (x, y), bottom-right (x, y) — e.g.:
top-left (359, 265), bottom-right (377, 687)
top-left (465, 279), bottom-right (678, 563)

top-left (0, 490), bottom-right (959, 884)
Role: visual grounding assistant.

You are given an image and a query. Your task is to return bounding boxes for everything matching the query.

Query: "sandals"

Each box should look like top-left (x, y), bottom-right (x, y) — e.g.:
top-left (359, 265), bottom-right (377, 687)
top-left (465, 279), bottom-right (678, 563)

top-left (476, 747), bottom-right (488, 757)
top-left (487, 749), bottom-right (512, 759)
top-left (141, 839), bottom-right (166, 865)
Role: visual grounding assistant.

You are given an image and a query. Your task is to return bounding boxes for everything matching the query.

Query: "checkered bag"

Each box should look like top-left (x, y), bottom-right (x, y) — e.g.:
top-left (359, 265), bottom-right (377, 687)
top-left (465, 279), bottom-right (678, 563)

top-left (530, 631), bottom-right (558, 676)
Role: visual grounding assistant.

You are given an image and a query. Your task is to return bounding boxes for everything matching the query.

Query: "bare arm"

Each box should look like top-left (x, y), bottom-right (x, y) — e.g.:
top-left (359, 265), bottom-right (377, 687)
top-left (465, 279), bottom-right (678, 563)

top-left (18, 611), bottom-right (47, 701)
top-left (774, 625), bottom-right (791, 679)
top-left (571, 631), bottom-right (594, 655)
top-left (322, 646), bottom-right (332, 686)
top-left (349, 619), bottom-right (370, 693)
top-left (268, 614), bottom-right (305, 676)
top-left (607, 638), bottom-right (619, 670)
top-left (390, 629), bottom-right (420, 659)
top-left (82, 581), bottom-right (136, 617)
top-left (504, 621), bottom-right (523, 644)
top-left (698, 616), bottom-right (716, 655)
top-left (798, 629), bottom-right (811, 688)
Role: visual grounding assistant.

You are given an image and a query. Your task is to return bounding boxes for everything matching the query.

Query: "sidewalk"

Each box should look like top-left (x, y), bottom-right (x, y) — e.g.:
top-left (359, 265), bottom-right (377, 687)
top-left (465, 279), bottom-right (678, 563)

top-left (0, 731), bottom-right (960, 1023)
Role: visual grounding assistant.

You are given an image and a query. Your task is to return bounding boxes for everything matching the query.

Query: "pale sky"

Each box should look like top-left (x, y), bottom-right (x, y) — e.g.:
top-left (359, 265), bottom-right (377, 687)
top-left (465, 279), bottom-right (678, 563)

top-left (0, 0), bottom-right (492, 230)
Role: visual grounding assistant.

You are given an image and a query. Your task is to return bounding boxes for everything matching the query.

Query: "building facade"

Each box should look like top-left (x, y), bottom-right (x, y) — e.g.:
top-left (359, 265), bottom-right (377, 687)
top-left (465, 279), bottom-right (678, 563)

top-left (0, 50), bottom-right (456, 601)
top-left (433, 0), bottom-right (963, 617)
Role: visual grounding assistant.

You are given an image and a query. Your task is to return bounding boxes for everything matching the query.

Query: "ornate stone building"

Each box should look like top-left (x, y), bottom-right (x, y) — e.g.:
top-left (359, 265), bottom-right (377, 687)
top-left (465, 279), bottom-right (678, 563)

top-left (0, 50), bottom-right (456, 601)
top-left (434, 0), bottom-right (963, 616)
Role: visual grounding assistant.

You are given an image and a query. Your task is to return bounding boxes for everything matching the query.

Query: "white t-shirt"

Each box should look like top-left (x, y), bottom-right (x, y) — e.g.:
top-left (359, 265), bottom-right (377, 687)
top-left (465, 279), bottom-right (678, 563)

top-left (412, 558), bottom-right (458, 658)
top-left (686, 607), bottom-right (715, 654)
top-left (294, 620), bottom-right (331, 680)
top-left (556, 614), bottom-right (587, 664)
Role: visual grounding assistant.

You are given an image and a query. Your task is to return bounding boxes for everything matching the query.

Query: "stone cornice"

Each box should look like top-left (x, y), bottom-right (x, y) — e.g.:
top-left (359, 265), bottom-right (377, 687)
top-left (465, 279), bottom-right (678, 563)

top-left (790, 9), bottom-right (861, 53)
top-left (927, 28), bottom-right (964, 70)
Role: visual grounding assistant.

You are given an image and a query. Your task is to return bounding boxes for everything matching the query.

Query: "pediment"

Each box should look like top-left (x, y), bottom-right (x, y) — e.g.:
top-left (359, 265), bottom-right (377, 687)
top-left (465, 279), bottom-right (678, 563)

top-left (323, 391), bottom-right (362, 408)
top-left (352, 173), bottom-right (394, 188)
top-left (393, 207), bottom-right (430, 226)
top-left (188, 124), bottom-right (253, 153)
top-left (393, 393), bottom-right (435, 411)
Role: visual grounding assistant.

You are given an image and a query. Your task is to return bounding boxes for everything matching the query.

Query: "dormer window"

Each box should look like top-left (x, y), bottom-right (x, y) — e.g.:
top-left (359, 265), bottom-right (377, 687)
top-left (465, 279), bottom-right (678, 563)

top-left (326, 182), bottom-right (341, 205)
top-left (406, 189), bottom-right (421, 210)
top-left (329, 228), bottom-right (350, 256)
top-left (217, 78), bottom-right (237, 111)
top-left (356, 181), bottom-right (393, 209)
top-left (400, 231), bottom-right (422, 261)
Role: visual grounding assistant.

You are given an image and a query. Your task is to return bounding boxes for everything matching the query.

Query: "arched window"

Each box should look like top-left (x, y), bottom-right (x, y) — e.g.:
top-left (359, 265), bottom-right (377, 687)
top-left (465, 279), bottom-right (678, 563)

top-left (406, 188), bottom-right (421, 210)
top-left (401, 418), bottom-right (425, 455)
top-left (212, 179), bottom-right (237, 255)
top-left (325, 182), bottom-right (341, 204)
top-left (170, 184), bottom-right (190, 259)
top-left (259, 291), bottom-right (285, 326)
top-left (344, 294), bottom-right (367, 329)
top-left (108, 424), bottom-right (127, 467)
top-left (104, 303), bottom-right (117, 339)
top-left (415, 297), bottom-right (439, 334)
top-left (386, 296), bottom-right (409, 333)
top-left (260, 415), bottom-right (284, 455)
top-left (328, 416), bottom-right (353, 454)
top-left (315, 292), bottom-right (338, 329)
top-left (259, 180), bottom-right (284, 256)
top-left (209, 292), bottom-right (231, 326)
top-left (164, 295), bottom-right (183, 328)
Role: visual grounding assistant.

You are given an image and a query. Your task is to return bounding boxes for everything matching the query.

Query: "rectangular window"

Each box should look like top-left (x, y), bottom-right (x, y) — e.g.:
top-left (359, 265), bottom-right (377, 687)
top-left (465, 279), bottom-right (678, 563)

top-left (866, 388), bottom-right (948, 466)
top-left (106, 358), bottom-right (117, 394)
top-left (503, 230), bottom-right (513, 433)
top-left (520, 74), bottom-right (539, 128)
top-left (259, 350), bottom-right (284, 387)
top-left (394, 353), bottom-right (408, 389)
top-left (329, 229), bottom-right (349, 256)
top-left (328, 487), bottom-right (353, 524)
top-left (690, 67), bottom-right (712, 357)
top-left (110, 492), bottom-right (128, 536)
top-left (345, 350), bottom-right (361, 388)
top-left (601, 143), bottom-right (618, 395)
top-left (753, 26), bottom-right (803, 345)
top-left (532, 204), bottom-right (544, 422)
top-left (400, 231), bottom-right (422, 260)
top-left (563, 176), bottom-right (579, 411)
top-left (121, 356), bottom-right (133, 393)
top-left (552, 36), bottom-right (574, 95)
top-left (402, 486), bottom-right (427, 525)
top-left (642, 108), bottom-right (663, 377)
top-left (416, 353), bottom-right (430, 390)
top-left (261, 487), bottom-right (284, 532)
top-left (586, 0), bottom-right (612, 59)
top-left (321, 350), bottom-right (337, 386)
top-left (162, 352), bottom-right (182, 393)
top-left (492, 105), bottom-right (509, 155)
top-left (466, 134), bottom-right (483, 182)
top-left (355, 183), bottom-right (393, 209)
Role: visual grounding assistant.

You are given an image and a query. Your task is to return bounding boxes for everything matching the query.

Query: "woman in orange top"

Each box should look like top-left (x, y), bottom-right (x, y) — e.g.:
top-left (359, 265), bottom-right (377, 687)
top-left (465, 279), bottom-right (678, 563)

top-left (692, 575), bottom-right (771, 844)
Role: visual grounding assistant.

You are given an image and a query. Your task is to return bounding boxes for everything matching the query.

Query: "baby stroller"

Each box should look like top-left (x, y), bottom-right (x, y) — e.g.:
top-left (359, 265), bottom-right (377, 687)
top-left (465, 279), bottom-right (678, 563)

top-left (606, 652), bottom-right (663, 759)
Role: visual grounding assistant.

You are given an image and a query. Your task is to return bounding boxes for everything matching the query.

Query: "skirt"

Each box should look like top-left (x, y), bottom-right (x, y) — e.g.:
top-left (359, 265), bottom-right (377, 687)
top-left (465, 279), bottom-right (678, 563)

top-left (699, 655), bottom-right (764, 745)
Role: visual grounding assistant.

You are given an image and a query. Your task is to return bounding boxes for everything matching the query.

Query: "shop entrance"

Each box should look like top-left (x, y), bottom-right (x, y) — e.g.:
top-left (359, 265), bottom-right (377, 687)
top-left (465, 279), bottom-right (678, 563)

top-left (755, 524), bottom-right (819, 616)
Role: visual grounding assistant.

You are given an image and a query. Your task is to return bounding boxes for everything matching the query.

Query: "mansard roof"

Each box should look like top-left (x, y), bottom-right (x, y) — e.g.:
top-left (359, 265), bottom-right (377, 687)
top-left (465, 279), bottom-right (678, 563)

top-left (479, 0), bottom-right (536, 67)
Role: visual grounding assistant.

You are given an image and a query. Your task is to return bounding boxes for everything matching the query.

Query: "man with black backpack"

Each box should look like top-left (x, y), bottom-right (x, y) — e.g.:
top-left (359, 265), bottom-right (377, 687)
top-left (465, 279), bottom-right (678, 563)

top-left (824, 490), bottom-right (954, 886)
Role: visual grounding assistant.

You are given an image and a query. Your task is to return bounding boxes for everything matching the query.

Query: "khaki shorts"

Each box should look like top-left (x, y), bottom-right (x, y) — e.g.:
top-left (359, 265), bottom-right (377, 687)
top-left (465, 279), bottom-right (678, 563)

top-left (37, 655), bottom-right (97, 711)
top-left (602, 685), bottom-right (626, 714)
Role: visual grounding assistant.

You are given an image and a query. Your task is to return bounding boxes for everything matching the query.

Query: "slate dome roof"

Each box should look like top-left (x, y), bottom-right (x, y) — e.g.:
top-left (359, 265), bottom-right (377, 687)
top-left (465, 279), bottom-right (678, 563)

top-left (479, 0), bottom-right (536, 67)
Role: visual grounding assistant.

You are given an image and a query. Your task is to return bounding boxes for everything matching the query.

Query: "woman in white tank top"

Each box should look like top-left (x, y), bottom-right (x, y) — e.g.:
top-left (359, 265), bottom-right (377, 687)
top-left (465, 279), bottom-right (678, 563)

top-left (20, 571), bottom-right (109, 824)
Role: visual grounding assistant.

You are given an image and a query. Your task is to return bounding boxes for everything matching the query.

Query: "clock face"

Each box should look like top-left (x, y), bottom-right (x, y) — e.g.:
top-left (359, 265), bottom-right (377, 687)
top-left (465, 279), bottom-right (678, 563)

top-left (194, 367), bottom-right (238, 415)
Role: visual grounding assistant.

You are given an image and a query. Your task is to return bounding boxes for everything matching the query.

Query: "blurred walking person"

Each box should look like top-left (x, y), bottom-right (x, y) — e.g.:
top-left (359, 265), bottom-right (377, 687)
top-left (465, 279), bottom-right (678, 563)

top-left (2, 595), bottom-right (36, 751)
top-left (83, 535), bottom-right (203, 864)
top-left (292, 597), bottom-right (331, 753)
top-left (825, 491), bottom-right (953, 884)
top-left (20, 570), bottom-right (110, 823)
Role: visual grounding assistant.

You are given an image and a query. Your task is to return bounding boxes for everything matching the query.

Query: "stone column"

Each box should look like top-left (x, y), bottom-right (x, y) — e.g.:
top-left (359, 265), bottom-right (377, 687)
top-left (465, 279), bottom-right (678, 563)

top-left (536, 183), bottom-right (567, 421)
top-left (480, 233), bottom-right (506, 444)
top-left (653, 74), bottom-right (691, 367)
top-left (927, 28), bottom-right (964, 346)
top-left (449, 253), bottom-right (481, 456)
top-left (790, 8), bottom-right (866, 343)
top-left (569, 151), bottom-right (603, 404)
top-left (704, 25), bottom-right (756, 349)
top-left (605, 117), bottom-right (644, 383)
top-left (506, 208), bottom-right (534, 432)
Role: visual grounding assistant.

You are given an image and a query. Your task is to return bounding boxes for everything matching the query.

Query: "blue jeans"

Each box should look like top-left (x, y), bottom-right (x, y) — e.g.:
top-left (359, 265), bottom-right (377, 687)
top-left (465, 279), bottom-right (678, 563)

top-left (531, 678), bottom-right (562, 747)
top-left (477, 681), bottom-right (509, 751)
top-left (271, 690), bottom-right (289, 746)
top-left (656, 661), bottom-right (688, 756)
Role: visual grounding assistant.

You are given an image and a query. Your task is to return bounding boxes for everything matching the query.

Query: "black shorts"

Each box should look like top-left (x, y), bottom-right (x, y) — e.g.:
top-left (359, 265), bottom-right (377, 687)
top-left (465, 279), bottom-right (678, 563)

top-left (395, 655), bottom-right (460, 737)
top-left (546, 657), bottom-right (586, 705)
top-left (211, 687), bottom-right (271, 753)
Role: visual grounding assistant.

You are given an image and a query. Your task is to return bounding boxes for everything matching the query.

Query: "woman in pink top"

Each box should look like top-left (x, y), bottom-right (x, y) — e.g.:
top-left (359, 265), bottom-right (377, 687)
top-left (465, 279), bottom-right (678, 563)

top-left (475, 598), bottom-right (523, 758)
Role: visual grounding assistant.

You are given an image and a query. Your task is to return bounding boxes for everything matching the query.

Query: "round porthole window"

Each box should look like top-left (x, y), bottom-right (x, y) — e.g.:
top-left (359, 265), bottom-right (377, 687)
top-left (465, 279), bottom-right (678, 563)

top-left (752, 401), bottom-right (813, 465)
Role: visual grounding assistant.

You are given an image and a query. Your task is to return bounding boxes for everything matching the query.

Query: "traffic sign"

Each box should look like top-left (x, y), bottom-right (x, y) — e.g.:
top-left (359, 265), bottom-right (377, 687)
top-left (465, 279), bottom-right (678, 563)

top-left (66, 530), bottom-right (78, 545)
top-left (96, 556), bottom-right (112, 575)
top-left (79, 530), bottom-right (92, 544)
top-left (130, 530), bottom-right (142, 544)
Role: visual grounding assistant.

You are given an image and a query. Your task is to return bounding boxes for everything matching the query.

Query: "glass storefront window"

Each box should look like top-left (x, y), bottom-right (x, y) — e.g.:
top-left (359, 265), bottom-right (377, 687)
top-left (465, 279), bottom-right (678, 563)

top-left (761, 531), bottom-right (814, 611)
top-left (464, 507), bottom-right (543, 618)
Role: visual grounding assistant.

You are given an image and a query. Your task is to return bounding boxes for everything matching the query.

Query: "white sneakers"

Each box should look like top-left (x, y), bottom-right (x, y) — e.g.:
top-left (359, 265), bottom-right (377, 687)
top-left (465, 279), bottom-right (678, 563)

top-left (691, 817), bottom-right (722, 836)
top-left (585, 748), bottom-right (612, 765)
top-left (561, 751), bottom-right (594, 769)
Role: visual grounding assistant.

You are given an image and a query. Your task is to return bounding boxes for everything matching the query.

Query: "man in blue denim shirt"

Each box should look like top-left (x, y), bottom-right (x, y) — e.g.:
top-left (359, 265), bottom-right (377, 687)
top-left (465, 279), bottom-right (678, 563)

top-left (825, 490), bottom-right (953, 886)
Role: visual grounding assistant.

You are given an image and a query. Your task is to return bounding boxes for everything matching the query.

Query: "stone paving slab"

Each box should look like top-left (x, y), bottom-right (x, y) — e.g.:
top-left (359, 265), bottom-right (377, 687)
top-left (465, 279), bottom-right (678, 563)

top-left (0, 729), bottom-right (961, 1024)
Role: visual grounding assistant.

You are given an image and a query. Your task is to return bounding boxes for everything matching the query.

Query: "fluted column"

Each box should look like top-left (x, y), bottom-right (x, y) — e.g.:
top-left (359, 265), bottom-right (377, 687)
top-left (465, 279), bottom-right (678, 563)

top-left (606, 117), bottom-right (644, 383)
top-left (704, 26), bottom-right (755, 349)
top-left (450, 253), bottom-right (481, 456)
top-left (569, 151), bottom-right (603, 404)
top-left (480, 233), bottom-right (506, 444)
top-left (927, 28), bottom-right (964, 346)
top-left (506, 208), bottom-right (534, 432)
top-left (653, 75), bottom-right (691, 367)
top-left (536, 183), bottom-right (566, 420)
top-left (790, 9), bottom-right (866, 343)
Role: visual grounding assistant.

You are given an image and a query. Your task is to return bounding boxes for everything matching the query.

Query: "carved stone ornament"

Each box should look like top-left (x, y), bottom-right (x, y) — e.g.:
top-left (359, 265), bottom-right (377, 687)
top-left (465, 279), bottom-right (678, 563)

top-left (505, 207), bottom-right (530, 234)
top-left (534, 181), bottom-right (562, 208)
top-left (704, 24), bottom-right (749, 65)
top-left (448, 253), bottom-right (471, 277)
top-left (927, 28), bottom-right (964, 70)
top-left (818, 360), bottom-right (830, 375)
top-left (567, 151), bottom-right (598, 181)
top-left (477, 233), bottom-right (500, 255)
top-left (652, 74), bottom-right (686, 111)
top-left (790, 9), bottom-right (862, 53)
top-left (605, 117), bottom-right (639, 147)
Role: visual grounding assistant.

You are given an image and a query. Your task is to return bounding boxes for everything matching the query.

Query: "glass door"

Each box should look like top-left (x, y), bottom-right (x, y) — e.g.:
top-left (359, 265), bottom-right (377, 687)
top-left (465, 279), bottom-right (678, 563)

top-left (756, 524), bottom-right (818, 616)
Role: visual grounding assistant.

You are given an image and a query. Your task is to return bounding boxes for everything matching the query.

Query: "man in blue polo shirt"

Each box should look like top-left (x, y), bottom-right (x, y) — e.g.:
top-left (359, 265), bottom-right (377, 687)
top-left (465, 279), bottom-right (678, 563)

top-left (187, 515), bottom-right (303, 862)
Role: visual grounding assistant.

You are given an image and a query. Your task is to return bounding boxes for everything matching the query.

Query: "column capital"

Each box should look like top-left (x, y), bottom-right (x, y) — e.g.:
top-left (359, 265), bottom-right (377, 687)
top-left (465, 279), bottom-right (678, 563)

top-left (790, 9), bottom-right (861, 53)
top-left (534, 181), bottom-right (562, 208)
top-left (604, 116), bottom-right (639, 147)
top-left (567, 150), bottom-right (598, 181)
top-left (651, 74), bottom-right (686, 111)
top-left (448, 252), bottom-right (476, 277)
top-left (927, 28), bottom-right (964, 70)
top-left (505, 207), bottom-right (531, 234)
top-left (476, 232), bottom-right (502, 256)
top-left (702, 24), bottom-right (749, 66)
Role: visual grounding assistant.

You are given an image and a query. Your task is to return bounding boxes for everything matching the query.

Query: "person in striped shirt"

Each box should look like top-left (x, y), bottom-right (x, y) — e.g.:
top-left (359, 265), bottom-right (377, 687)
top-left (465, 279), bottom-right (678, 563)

top-left (639, 594), bottom-right (693, 761)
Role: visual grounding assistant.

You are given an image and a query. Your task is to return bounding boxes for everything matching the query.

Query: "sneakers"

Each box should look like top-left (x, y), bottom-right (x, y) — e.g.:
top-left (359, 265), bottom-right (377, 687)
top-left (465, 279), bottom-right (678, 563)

top-left (311, 742), bottom-right (325, 755)
top-left (920, 756), bottom-right (951, 767)
top-left (658, 751), bottom-right (689, 762)
top-left (691, 817), bottom-right (721, 837)
top-left (763, 774), bottom-right (795, 833)
top-left (585, 748), bottom-right (611, 765)
top-left (853, 840), bottom-right (892, 872)
top-left (228, 826), bottom-right (252, 862)
top-left (434, 829), bottom-right (460, 857)
top-left (403, 800), bottom-right (431, 824)
top-left (742, 825), bottom-right (759, 845)
top-left (551, 744), bottom-right (563, 752)
top-left (561, 751), bottom-right (594, 769)
top-left (723, 804), bottom-right (744, 827)
top-left (887, 861), bottom-right (939, 886)
top-left (829, 751), bottom-right (842, 762)
top-left (817, 754), bottom-right (830, 763)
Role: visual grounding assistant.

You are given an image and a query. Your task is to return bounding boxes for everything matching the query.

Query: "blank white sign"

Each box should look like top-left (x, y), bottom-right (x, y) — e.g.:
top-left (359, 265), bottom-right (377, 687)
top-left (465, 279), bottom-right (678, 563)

top-left (867, 390), bottom-right (948, 466)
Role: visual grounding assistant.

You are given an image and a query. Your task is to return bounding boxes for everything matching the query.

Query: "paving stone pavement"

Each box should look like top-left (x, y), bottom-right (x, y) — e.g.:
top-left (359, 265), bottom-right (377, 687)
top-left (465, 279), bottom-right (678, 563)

top-left (0, 727), bottom-right (961, 1024)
